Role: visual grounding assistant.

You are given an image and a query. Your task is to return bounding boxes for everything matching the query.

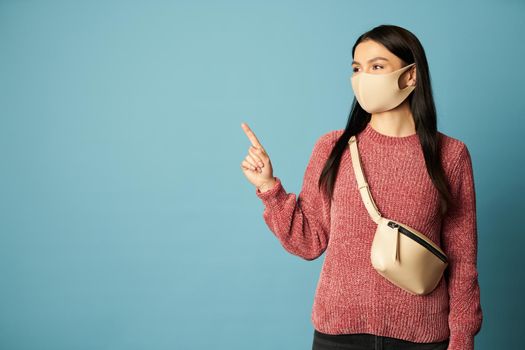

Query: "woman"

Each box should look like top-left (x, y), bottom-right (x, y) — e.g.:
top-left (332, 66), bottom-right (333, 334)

top-left (240, 24), bottom-right (482, 350)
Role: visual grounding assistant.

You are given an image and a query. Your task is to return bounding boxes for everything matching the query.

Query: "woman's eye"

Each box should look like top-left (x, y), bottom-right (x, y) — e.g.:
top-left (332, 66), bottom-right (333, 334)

top-left (352, 65), bottom-right (383, 73)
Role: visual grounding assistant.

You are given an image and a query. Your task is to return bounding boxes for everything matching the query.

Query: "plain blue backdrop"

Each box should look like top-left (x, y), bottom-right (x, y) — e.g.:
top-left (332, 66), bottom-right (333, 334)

top-left (1, 0), bottom-right (523, 349)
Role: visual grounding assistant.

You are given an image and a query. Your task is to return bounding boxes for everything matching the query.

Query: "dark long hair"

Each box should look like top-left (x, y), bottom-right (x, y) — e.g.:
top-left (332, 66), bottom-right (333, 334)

top-left (318, 24), bottom-right (453, 216)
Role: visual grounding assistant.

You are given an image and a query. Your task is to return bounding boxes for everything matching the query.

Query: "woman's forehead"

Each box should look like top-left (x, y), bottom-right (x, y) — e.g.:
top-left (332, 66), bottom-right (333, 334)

top-left (353, 41), bottom-right (399, 65)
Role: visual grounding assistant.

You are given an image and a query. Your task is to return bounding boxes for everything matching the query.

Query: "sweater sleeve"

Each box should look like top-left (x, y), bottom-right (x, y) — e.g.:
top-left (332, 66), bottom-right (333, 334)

top-left (254, 131), bottom-right (335, 261)
top-left (441, 144), bottom-right (483, 350)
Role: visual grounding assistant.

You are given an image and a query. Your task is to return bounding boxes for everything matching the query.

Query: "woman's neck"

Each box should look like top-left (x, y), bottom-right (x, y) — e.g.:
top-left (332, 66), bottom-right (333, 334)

top-left (369, 102), bottom-right (416, 137)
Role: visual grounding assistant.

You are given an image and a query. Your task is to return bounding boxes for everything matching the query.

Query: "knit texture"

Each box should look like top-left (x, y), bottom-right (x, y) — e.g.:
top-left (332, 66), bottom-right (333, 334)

top-left (255, 122), bottom-right (483, 350)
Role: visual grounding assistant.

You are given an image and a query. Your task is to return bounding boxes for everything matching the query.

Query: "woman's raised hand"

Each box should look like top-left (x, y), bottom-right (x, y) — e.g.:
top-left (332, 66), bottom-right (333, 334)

top-left (240, 122), bottom-right (277, 192)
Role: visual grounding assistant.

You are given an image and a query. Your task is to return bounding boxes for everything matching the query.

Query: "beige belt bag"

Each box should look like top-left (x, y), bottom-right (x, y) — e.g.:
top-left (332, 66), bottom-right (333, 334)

top-left (348, 135), bottom-right (448, 295)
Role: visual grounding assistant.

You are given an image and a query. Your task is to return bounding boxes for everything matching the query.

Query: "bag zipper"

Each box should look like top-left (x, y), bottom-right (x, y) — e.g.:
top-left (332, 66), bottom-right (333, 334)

top-left (387, 221), bottom-right (448, 264)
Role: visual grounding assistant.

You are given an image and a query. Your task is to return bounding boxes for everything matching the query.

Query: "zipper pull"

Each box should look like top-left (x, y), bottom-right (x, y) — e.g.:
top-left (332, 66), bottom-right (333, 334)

top-left (388, 221), bottom-right (399, 229)
top-left (393, 226), bottom-right (400, 264)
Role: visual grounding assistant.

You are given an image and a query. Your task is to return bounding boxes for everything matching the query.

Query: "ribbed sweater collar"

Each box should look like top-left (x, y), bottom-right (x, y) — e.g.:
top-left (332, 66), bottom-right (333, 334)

top-left (359, 122), bottom-right (420, 147)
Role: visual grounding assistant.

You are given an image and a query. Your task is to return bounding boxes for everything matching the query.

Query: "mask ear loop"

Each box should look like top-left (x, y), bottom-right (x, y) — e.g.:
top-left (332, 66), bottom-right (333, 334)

top-left (398, 63), bottom-right (416, 91)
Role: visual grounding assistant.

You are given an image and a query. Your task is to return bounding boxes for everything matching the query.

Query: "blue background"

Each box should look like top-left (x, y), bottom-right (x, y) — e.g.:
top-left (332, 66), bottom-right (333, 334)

top-left (1, 0), bottom-right (522, 349)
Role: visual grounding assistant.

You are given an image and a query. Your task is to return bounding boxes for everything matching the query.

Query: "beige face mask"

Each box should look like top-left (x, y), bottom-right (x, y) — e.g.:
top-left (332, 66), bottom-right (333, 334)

top-left (351, 62), bottom-right (416, 113)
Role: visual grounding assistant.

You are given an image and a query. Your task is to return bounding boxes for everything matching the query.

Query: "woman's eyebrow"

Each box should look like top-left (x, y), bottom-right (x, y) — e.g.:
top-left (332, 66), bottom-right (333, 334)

top-left (352, 57), bottom-right (390, 65)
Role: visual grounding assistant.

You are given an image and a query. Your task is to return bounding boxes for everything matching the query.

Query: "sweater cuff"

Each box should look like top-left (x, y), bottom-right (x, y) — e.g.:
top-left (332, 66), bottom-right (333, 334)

top-left (255, 176), bottom-right (287, 208)
top-left (448, 331), bottom-right (474, 350)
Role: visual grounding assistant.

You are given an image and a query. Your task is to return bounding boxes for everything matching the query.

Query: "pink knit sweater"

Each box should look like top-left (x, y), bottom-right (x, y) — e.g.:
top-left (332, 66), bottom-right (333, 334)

top-left (255, 122), bottom-right (483, 350)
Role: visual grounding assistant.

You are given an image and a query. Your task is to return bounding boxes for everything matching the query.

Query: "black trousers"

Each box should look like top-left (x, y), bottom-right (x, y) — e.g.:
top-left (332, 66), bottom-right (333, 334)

top-left (312, 329), bottom-right (449, 350)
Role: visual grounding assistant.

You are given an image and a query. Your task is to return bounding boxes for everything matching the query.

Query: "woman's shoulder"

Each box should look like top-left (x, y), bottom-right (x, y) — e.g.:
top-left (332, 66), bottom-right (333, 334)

top-left (437, 129), bottom-right (472, 177)
top-left (315, 129), bottom-right (345, 146)
top-left (308, 129), bottom-right (344, 160)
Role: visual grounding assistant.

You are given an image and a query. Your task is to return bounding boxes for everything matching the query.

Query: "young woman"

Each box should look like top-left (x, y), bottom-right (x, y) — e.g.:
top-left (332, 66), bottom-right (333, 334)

top-left (240, 24), bottom-right (482, 350)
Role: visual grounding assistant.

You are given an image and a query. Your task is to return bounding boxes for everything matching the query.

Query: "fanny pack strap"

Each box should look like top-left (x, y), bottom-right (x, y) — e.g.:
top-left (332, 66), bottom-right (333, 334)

top-left (348, 135), bottom-right (382, 224)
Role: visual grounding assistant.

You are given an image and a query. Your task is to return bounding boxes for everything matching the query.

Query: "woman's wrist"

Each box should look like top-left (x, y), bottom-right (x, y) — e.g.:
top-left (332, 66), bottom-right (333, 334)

top-left (257, 177), bottom-right (277, 193)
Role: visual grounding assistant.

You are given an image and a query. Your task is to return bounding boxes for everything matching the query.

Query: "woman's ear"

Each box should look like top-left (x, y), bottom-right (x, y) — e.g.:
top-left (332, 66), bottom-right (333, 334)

top-left (399, 66), bottom-right (416, 89)
top-left (408, 66), bottom-right (417, 87)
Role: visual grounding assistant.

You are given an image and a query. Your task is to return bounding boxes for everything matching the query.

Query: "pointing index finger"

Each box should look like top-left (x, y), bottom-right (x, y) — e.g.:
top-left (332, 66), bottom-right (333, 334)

top-left (241, 123), bottom-right (264, 150)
